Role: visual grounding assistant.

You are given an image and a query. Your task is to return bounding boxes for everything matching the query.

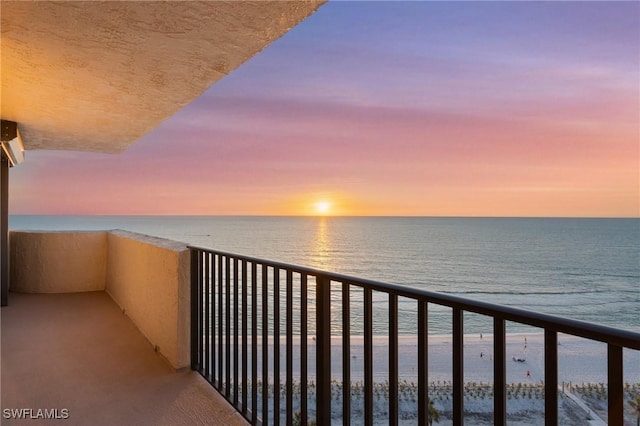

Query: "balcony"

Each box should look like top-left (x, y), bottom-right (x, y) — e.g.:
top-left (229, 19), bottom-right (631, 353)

top-left (2, 231), bottom-right (639, 425)
top-left (1, 230), bottom-right (247, 425)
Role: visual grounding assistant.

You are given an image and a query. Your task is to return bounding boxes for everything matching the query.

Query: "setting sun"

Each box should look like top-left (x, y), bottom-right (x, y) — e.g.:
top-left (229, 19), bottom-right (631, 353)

top-left (315, 201), bottom-right (331, 215)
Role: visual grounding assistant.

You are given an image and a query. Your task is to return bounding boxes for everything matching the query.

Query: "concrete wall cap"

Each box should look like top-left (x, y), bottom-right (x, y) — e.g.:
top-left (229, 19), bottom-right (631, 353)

top-left (109, 229), bottom-right (188, 251)
top-left (10, 229), bottom-right (108, 235)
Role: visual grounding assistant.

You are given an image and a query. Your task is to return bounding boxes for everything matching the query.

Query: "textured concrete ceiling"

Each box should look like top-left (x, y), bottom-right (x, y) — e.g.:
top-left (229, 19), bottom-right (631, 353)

top-left (0, 1), bottom-right (325, 153)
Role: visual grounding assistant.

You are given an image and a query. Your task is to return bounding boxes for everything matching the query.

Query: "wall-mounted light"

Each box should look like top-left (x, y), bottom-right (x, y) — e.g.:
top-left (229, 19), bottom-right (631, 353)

top-left (1, 120), bottom-right (25, 166)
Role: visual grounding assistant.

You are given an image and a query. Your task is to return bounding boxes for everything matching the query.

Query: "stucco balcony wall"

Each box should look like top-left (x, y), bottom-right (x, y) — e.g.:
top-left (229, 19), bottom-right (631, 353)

top-left (9, 230), bottom-right (108, 293)
top-left (106, 230), bottom-right (190, 370)
top-left (8, 230), bottom-right (191, 370)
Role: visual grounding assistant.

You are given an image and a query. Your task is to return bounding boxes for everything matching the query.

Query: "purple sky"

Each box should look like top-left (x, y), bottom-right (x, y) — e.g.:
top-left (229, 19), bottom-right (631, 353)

top-left (10, 1), bottom-right (639, 216)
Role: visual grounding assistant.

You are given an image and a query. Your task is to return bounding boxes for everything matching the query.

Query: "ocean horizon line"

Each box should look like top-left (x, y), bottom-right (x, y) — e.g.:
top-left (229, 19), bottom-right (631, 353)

top-left (9, 214), bottom-right (640, 220)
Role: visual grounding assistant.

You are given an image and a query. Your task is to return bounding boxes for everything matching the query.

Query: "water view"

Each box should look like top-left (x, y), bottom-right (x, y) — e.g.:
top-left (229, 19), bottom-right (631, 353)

top-left (11, 215), bottom-right (639, 334)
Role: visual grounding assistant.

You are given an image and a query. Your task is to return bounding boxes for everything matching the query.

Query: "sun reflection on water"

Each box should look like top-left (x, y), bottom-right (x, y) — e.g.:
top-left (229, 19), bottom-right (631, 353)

top-left (312, 217), bottom-right (332, 271)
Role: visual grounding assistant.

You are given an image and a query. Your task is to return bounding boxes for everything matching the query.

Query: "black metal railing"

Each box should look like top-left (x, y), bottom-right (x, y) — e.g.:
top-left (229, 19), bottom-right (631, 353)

top-left (190, 246), bottom-right (640, 426)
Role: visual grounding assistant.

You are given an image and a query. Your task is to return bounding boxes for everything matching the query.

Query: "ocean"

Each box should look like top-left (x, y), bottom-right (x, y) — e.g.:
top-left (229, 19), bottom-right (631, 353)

top-left (9, 215), bottom-right (639, 334)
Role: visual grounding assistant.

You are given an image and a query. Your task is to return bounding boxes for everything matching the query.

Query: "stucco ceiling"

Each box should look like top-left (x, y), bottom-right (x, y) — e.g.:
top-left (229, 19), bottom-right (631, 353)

top-left (0, 0), bottom-right (325, 153)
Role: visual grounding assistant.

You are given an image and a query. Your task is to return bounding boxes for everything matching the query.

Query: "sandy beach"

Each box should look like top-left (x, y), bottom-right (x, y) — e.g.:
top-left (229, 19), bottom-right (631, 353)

top-left (238, 332), bottom-right (640, 424)
top-left (252, 333), bottom-right (639, 384)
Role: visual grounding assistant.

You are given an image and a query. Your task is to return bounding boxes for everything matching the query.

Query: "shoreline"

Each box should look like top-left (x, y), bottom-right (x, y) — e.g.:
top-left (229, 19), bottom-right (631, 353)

top-left (230, 332), bottom-right (640, 384)
top-left (211, 332), bottom-right (639, 424)
top-left (218, 331), bottom-right (639, 425)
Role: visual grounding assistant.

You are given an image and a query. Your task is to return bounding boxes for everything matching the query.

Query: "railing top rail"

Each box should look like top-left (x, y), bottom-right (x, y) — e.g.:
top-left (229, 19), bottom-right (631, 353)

top-left (189, 246), bottom-right (640, 350)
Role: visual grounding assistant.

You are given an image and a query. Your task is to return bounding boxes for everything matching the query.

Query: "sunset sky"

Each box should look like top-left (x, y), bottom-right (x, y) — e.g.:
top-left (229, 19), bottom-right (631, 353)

top-left (9, 1), bottom-right (639, 217)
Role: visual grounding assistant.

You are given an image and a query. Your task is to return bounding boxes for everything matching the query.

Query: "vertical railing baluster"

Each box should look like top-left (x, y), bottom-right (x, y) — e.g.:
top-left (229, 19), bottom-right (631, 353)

top-left (212, 253), bottom-right (217, 382)
top-left (242, 259), bottom-right (248, 415)
top-left (493, 318), bottom-right (506, 426)
top-left (364, 287), bottom-right (373, 426)
top-left (226, 256), bottom-right (231, 397)
top-left (316, 275), bottom-right (332, 426)
top-left (213, 254), bottom-right (218, 384)
top-left (300, 273), bottom-right (308, 425)
top-left (190, 249), bottom-right (200, 371)
top-left (417, 299), bottom-right (428, 426)
top-left (199, 253), bottom-right (205, 378)
top-left (342, 282), bottom-right (351, 426)
top-left (200, 253), bottom-right (206, 378)
top-left (218, 254), bottom-right (223, 387)
top-left (544, 330), bottom-right (558, 426)
top-left (608, 344), bottom-right (623, 425)
top-left (212, 253), bottom-right (219, 383)
top-left (274, 268), bottom-right (280, 426)
top-left (251, 262), bottom-right (258, 425)
top-left (286, 270), bottom-right (293, 425)
top-left (389, 293), bottom-right (399, 426)
top-left (262, 264), bottom-right (269, 425)
top-left (204, 252), bottom-right (210, 380)
top-left (453, 308), bottom-right (464, 425)
top-left (234, 258), bottom-right (239, 406)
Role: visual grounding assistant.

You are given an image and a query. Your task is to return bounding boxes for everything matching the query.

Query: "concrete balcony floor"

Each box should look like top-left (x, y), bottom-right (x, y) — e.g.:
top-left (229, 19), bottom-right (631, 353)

top-left (1, 292), bottom-right (248, 425)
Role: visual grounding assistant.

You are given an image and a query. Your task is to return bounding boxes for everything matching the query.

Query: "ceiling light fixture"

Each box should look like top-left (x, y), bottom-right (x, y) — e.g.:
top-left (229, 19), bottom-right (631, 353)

top-left (1, 120), bottom-right (25, 166)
